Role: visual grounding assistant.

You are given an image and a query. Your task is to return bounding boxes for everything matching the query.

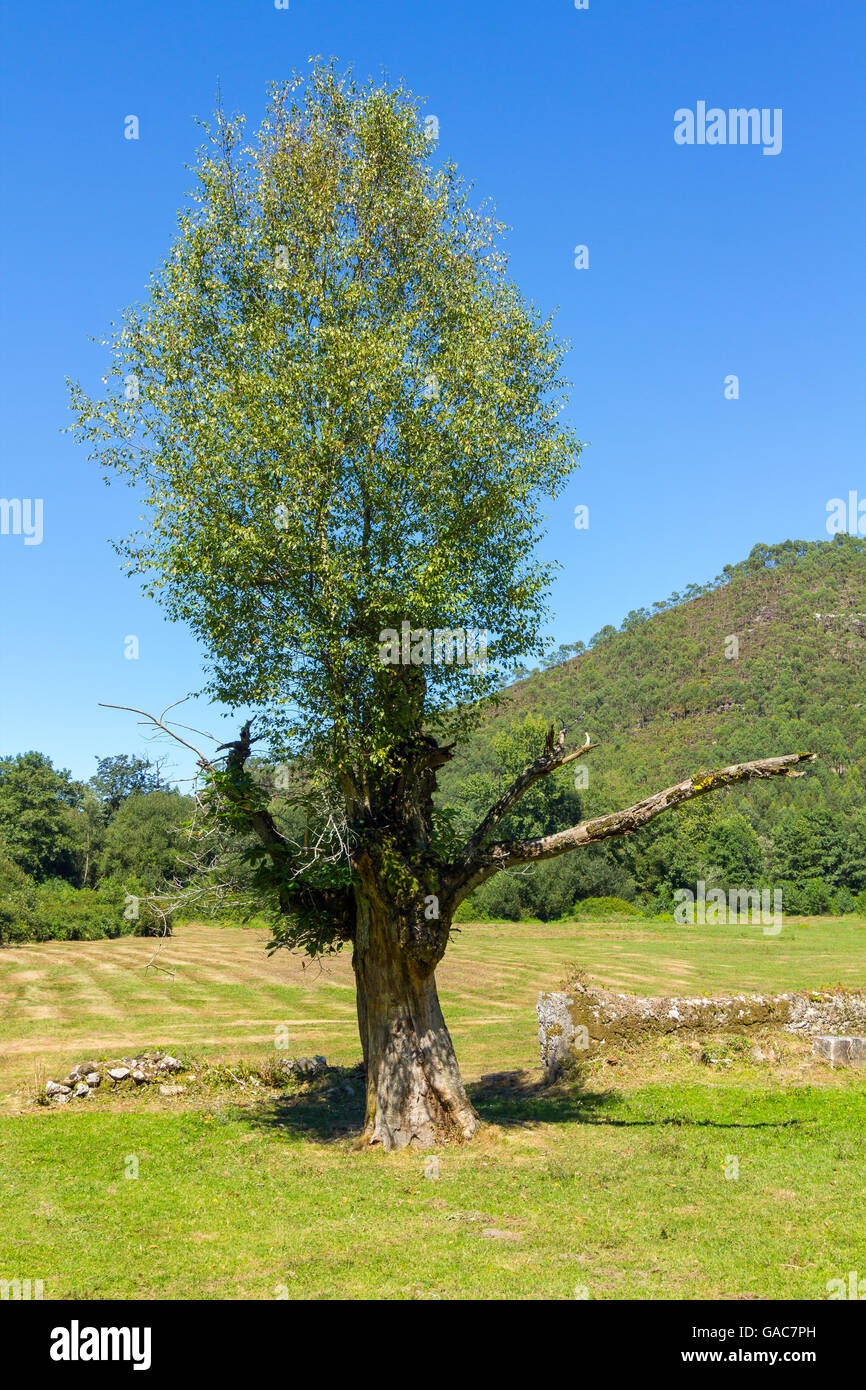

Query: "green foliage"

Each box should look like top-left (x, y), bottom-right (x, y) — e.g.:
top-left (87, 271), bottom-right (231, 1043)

top-left (69, 63), bottom-right (582, 787)
top-left (451, 715), bottom-right (583, 844)
top-left (441, 536), bottom-right (866, 919)
top-left (99, 789), bottom-right (194, 891)
top-left (90, 754), bottom-right (162, 814)
top-left (705, 814), bottom-right (764, 887)
top-left (773, 878), bottom-right (836, 917)
top-left (0, 869), bottom-right (133, 944)
top-left (0, 752), bottom-right (86, 882)
top-left (567, 896), bottom-right (644, 921)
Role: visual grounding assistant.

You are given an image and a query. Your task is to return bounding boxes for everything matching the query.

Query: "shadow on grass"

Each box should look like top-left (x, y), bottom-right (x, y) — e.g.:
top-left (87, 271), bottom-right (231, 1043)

top-left (247, 1064), bottom-right (367, 1143)
top-left (242, 1064), bottom-right (804, 1145)
top-left (469, 1069), bottom-right (805, 1130)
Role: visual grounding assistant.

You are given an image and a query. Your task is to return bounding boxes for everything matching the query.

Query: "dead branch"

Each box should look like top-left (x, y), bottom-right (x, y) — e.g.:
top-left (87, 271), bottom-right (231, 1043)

top-left (459, 721), bottom-right (599, 861)
top-left (451, 750), bottom-right (816, 904)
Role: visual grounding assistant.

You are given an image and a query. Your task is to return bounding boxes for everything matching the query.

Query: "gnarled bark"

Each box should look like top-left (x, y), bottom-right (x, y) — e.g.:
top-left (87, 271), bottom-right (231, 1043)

top-left (352, 892), bottom-right (478, 1150)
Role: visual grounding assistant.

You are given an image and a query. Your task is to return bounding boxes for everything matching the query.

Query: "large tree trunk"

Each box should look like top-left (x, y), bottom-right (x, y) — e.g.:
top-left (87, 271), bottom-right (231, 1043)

top-left (352, 894), bottom-right (479, 1150)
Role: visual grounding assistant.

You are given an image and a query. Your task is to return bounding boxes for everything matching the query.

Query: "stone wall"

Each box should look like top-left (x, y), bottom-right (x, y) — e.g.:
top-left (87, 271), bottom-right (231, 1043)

top-left (537, 983), bottom-right (866, 1080)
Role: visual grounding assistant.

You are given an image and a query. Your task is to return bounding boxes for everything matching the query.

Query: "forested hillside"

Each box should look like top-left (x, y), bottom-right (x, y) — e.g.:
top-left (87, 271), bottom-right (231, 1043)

top-left (439, 535), bottom-right (866, 920)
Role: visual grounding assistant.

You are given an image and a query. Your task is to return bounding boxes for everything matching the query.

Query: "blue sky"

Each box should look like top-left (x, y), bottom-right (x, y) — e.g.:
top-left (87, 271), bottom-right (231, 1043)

top-left (1, 0), bottom-right (863, 785)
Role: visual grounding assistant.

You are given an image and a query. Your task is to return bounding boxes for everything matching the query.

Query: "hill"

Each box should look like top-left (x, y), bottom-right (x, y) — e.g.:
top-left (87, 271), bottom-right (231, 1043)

top-left (439, 535), bottom-right (866, 920)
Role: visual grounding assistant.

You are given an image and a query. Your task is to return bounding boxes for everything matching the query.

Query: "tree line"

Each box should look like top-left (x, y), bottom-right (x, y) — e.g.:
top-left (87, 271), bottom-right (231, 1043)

top-left (0, 753), bottom-right (194, 942)
top-left (2, 726), bottom-right (864, 946)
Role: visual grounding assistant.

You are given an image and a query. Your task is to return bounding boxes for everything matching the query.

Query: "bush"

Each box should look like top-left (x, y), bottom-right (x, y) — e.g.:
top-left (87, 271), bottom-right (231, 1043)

top-left (565, 896), bottom-right (644, 922)
top-left (0, 872), bottom-right (136, 945)
top-left (454, 873), bottom-right (525, 923)
top-left (832, 886), bottom-right (857, 915)
top-left (775, 878), bottom-right (835, 917)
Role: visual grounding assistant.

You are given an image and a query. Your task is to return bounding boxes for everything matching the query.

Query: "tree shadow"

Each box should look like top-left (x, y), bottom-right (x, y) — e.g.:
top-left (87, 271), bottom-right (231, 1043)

top-left (240, 1064), bottom-right (805, 1146)
top-left (468, 1069), bottom-right (805, 1131)
top-left (246, 1064), bottom-right (366, 1143)
top-left (467, 1069), bottom-right (614, 1127)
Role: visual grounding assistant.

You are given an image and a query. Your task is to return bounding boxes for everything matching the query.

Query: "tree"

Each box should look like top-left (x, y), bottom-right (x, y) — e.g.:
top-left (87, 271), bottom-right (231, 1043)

top-left (90, 754), bottom-right (163, 814)
top-left (77, 786), bottom-right (107, 888)
top-left (0, 752), bottom-right (86, 882)
top-left (70, 65), bottom-right (814, 1149)
top-left (99, 789), bottom-right (195, 892)
top-left (705, 813), bottom-right (765, 888)
top-left (771, 809), bottom-right (847, 887)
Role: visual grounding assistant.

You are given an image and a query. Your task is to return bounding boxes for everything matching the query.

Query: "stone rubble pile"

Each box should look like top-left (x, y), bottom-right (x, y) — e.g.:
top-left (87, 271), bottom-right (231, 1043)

top-left (43, 1051), bottom-right (184, 1104)
top-left (279, 1055), bottom-right (328, 1077)
top-left (42, 1051), bottom-right (331, 1104)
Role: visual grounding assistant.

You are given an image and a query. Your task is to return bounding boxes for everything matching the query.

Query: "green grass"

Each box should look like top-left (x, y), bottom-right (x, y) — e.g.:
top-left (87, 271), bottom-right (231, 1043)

top-left (1, 918), bottom-right (864, 1299)
top-left (2, 1071), bottom-right (864, 1300)
top-left (2, 916), bottom-right (863, 1097)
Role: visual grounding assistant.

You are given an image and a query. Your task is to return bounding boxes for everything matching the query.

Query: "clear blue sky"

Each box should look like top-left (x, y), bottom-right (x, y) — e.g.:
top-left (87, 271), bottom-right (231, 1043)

top-left (1, 0), bottom-right (863, 785)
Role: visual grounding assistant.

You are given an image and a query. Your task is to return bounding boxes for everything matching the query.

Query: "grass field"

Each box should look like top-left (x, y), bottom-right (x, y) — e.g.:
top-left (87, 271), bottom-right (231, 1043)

top-left (1, 917), bottom-right (865, 1299)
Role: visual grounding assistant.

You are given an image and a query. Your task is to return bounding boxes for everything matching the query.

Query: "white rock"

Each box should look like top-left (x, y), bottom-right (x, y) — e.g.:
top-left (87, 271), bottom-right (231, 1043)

top-left (73, 1082), bottom-right (90, 1097)
top-left (85, 1073), bottom-right (101, 1086)
top-left (45, 1081), bottom-right (71, 1096)
top-left (812, 1036), bottom-right (866, 1066)
top-left (107, 1067), bottom-right (130, 1081)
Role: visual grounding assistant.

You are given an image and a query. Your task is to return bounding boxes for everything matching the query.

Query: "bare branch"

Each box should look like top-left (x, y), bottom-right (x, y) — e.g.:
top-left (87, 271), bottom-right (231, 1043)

top-left (459, 722), bottom-right (599, 861)
top-left (98, 701), bottom-right (216, 771)
top-left (451, 751), bottom-right (816, 903)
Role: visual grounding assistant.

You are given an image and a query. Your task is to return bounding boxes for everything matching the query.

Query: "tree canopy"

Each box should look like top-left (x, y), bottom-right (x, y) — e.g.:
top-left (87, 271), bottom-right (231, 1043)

top-left (71, 64), bottom-right (581, 787)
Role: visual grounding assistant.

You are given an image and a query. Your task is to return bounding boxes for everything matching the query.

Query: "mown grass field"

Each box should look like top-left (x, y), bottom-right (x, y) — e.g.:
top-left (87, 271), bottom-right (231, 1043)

top-left (1, 917), bottom-right (865, 1299)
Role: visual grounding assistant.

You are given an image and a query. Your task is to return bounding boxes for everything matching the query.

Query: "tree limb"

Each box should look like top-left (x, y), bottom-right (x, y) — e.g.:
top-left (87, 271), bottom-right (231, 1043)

top-left (99, 701), bottom-right (285, 848)
top-left (459, 721), bottom-right (599, 862)
top-left (450, 750), bottom-right (816, 903)
top-left (99, 701), bottom-right (356, 940)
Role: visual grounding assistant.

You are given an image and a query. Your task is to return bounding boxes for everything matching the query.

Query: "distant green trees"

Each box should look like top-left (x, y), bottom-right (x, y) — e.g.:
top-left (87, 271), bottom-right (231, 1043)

top-left (705, 814), bottom-right (764, 885)
top-left (0, 750), bottom-right (195, 941)
top-left (99, 789), bottom-right (194, 891)
top-left (90, 754), bottom-right (163, 812)
top-left (770, 809), bottom-right (848, 886)
top-left (0, 753), bottom-right (85, 882)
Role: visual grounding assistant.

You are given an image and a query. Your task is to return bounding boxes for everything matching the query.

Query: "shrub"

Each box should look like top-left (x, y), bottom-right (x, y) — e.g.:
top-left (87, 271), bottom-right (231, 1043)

top-left (832, 886), bottom-right (857, 915)
top-left (776, 878), bottom-right (835, 917)
top-left (565, 896), bottom-right (644, 922)
top-left (0, 874), bottom-right (136, 945)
